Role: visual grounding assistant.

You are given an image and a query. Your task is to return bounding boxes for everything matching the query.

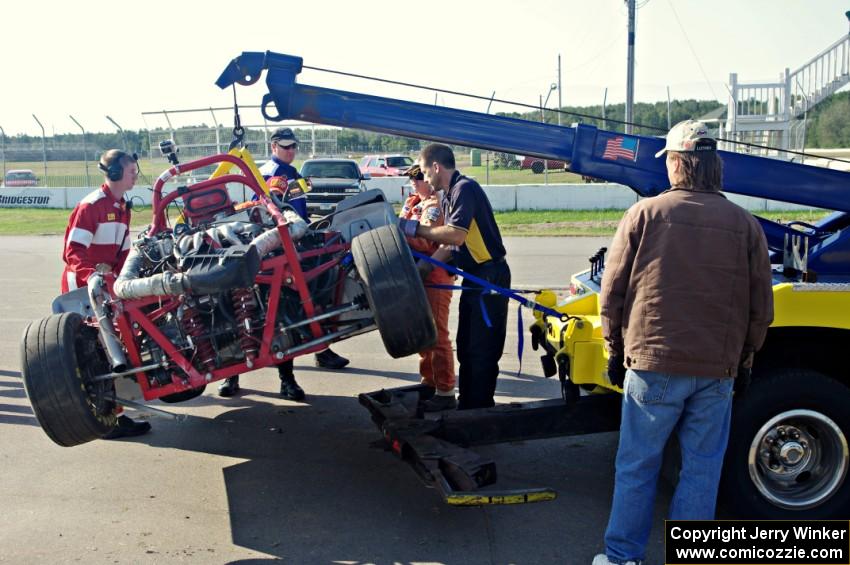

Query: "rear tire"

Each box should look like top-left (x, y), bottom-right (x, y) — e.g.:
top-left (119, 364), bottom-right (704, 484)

top-left (351, 224), bottom-right (436, 358)
top-left (720, 368), bottom-right (850, 518)
top-left (21, 313), bottom-right (117, 446)
top-left (530, 161), bottom-right (545, 174)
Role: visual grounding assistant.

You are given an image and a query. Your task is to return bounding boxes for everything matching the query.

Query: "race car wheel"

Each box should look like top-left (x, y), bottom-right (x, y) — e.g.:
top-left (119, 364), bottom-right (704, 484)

top-left (21, 312), bottom-right (118, 446)
top-left (530, 160), bottom-right (545, 174)
top-left (720, 368), bottom-right (850, 518)
top-left (351, 224), bottom-right (436, 358)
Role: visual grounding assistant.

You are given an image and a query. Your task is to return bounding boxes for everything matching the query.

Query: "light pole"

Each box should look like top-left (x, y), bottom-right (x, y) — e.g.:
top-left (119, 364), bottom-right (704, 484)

top-left (0, 125), bottom-right (5, 184)
top-left (69, 115), bottom-right (90, 188)
top-left (485, 90), bottom-right (496, 186)
top-left (557, 54), bottom-right (563, 126)
top-left (106, 115), bottom-right (129, 152)
top-left (542, 83), bottom-right (558, 123)
top-left (32, 114), bottom-right (47, 186)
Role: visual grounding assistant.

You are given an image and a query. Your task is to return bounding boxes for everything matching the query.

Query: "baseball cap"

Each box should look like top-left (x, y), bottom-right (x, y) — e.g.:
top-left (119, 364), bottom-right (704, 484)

top-left (270, 127), bottom-right (299, 147)
top-left (405, 163), bottom-right (424, 181)
top-left (654, 119), bottom-right (716, 158)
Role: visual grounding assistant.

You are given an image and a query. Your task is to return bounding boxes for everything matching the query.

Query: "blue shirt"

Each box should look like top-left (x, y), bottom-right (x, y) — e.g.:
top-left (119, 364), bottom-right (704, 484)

top-left (257, 156), bottom-right (308, 220)
top-left (443, 170), bottom-right (506, 271)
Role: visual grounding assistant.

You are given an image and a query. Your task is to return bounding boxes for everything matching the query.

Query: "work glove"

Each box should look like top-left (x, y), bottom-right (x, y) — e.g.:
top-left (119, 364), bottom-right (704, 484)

top-left (398, 218), bottom-right (419, 238)
top-left (734, 350), bottom-right (754, 398)
top-left (415, 259), bottom-right (434, 281)
top-left (607, 353), bottom-right (626, 389)
top-left (734, 366), bottom-right (752, 398)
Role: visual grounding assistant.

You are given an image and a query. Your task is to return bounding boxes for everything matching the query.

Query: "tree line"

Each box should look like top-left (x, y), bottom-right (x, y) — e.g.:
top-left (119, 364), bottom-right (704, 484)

top-left (2, 94), bottom-right (848, 161)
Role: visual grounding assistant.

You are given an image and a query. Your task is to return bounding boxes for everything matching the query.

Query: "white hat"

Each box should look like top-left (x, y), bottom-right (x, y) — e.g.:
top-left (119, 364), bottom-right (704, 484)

top-left (654, 119), bottom-right (716, 158)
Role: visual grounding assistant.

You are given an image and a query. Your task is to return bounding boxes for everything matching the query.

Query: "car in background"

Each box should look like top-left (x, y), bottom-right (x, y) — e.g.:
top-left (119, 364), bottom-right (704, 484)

top-left (359, 154), bottom-right (413, 177)
top-left (518, 156), bottom-right (568, 174)
top-left (3, 169), bottom-right (38, 187)
top-left (300, 158), bottom-right (369, 215)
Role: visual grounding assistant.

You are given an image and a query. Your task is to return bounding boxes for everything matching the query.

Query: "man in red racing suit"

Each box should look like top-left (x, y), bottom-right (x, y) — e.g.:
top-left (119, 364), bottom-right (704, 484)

top-left (60, 149), bottom-right (150, 439)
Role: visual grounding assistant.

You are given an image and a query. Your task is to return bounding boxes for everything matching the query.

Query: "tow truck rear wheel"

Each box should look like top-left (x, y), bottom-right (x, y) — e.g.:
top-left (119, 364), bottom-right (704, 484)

top-left (720, 368), bottom-right (850, 518)
top-left (21, 312), bottom-right (118, 447)
top-left (351, 224), bottom-right (437, 358)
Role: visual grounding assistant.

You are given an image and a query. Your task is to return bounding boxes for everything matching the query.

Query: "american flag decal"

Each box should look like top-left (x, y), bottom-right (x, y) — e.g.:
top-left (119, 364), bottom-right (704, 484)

top-left (602, 136), bottom-right (639, 161)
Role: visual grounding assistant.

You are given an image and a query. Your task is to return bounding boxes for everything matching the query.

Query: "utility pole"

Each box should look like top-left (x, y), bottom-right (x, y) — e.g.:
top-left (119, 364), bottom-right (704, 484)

top-left (557, 54), bottom-right (563, 126)
top-left (666, 86), bottom-right (672, 130)
top-left (69, 115), bottom-right (91, 188)
top-left (625, 0), bottom-right (636, 134)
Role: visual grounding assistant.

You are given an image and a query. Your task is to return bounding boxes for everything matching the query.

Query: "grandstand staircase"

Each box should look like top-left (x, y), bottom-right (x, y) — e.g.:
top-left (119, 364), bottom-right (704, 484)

top-left (723, 24), bottom-right (849, 160)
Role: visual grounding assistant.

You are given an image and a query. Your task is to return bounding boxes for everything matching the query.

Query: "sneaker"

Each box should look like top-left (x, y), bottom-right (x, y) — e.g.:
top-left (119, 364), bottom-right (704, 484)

top-left (592, 554), bottom-right (640, 565)
top-left (103, 415), bottom-right (152, 440)
top-left (280, 376), bottom-right (306, 401)
top-left (315, 348), bottom-right (349, 370)
top-left (423, 394), bottom-right (457, 412)
top-left (218, 376), bottom-right (240, 397)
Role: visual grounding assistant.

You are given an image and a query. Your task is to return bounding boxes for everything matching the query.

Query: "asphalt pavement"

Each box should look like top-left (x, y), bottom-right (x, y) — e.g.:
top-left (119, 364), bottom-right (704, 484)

top-left (0, 235), bottom-right (670, 564)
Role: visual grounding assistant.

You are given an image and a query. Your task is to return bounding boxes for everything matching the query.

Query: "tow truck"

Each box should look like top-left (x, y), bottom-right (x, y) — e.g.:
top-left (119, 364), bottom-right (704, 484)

top-left (214, 50), bottom-right (850, 519)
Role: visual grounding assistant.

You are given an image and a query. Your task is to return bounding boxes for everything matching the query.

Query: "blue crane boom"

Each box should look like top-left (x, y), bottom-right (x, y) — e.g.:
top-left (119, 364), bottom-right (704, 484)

top-left (217, 51), bottom-right (850, 275)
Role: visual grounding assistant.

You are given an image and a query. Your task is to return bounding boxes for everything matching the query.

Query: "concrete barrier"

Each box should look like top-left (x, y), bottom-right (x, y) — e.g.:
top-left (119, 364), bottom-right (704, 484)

top-left (0, 180), bottom-right (823, 213)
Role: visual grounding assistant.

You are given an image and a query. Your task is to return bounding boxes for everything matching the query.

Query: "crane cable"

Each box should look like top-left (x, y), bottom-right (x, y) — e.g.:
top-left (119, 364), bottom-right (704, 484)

top-left (301, 64), bottom-right (850, 165)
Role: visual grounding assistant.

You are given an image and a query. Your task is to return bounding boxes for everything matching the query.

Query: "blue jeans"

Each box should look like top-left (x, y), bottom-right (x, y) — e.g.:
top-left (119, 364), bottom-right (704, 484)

top-left (604, 369), bottom-right (734, 564)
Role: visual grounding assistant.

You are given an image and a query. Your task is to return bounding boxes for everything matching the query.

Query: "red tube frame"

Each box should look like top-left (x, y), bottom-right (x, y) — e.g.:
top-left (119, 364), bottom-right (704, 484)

top-left (106, 153), bottom-right (353, 400)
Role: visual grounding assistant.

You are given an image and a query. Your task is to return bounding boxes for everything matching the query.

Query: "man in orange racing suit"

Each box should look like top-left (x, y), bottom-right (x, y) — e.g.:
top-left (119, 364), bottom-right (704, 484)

top-left (400, 164), bottom-right (456, 411)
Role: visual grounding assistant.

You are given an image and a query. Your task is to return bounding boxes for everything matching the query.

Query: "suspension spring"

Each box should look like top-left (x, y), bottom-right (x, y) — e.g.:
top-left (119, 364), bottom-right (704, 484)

top-left (181, 304), bottom-right (217, 371)
top-left (232, 287), bottom-right (260, 367)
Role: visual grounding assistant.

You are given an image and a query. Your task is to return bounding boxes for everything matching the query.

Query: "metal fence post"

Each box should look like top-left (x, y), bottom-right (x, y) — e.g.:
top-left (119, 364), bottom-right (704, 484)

top-left (32, 114), bottom-right (48, 188)
top-left (69, 115), bottom-right (90, 188)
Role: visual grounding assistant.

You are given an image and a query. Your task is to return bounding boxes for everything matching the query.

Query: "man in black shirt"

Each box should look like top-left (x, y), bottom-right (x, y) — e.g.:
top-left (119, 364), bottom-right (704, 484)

top-left (399, 143), bottom-right (510, 409)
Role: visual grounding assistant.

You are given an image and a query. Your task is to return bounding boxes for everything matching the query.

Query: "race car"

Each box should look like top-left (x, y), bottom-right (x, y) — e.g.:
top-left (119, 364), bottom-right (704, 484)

top-left (20, 149), bottom-right (436, 447)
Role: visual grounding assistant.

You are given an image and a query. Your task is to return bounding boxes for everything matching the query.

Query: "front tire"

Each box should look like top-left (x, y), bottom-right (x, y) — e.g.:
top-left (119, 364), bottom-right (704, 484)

top-left (21, 313), bottom-right (118, 446)
top-left (720, 368), bottom-right (850, 518)
top-left (530, 160), bottom-right (545, 174)
top-left (351, 224), bottom-right (436, 358)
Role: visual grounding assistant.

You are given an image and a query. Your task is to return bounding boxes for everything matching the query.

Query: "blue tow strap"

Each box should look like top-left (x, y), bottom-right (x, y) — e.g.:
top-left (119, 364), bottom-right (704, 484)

top-left (412, 251), bottom-right (571, 377)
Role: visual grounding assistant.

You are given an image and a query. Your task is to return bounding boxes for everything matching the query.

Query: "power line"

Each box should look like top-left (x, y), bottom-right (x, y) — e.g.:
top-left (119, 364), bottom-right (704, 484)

top-left (665, 0), bottom-right (719, 101)
top-left (302, 64), bottom-right (667, 132)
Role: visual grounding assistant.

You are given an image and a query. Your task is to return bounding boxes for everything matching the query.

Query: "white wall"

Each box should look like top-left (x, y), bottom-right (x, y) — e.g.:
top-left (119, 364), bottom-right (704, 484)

top-left (0, 180), bottom-right (824, 213)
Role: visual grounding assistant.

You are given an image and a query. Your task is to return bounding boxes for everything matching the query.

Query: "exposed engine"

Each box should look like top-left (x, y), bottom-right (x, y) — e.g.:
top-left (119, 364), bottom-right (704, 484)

top-left (112, 205), bottom-right (311, 386)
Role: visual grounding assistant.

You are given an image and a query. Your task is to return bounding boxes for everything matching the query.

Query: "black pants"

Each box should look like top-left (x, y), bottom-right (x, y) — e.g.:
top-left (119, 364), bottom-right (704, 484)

top-left (456, 260), bottom-right (511, 410)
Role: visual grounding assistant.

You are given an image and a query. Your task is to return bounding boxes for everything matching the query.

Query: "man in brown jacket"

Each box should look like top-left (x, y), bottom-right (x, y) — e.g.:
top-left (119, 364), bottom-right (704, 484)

top-left (593, 120), bottom-right (774, 565)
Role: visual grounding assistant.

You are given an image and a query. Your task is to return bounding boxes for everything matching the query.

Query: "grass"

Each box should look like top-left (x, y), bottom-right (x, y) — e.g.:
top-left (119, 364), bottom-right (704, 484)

top-left (0, 207), bottom-right (831, 237)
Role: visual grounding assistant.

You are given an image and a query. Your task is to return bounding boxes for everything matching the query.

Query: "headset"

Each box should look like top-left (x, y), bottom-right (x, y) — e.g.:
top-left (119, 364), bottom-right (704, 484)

top-left (98, 150), bottom-right (139, 182)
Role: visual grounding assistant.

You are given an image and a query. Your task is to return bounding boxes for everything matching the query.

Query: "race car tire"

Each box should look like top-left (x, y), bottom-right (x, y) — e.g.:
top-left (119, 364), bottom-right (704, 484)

top-left (160, 386), bottom-right (207, 403)
top-left (21, 312), bottom-right (118, 446)
top-left (351, 224), bottom-right (436, 358)
top-left (530, 160), bottom-right (545, 174)
top-left (720, 368), bottom-right (850, 519)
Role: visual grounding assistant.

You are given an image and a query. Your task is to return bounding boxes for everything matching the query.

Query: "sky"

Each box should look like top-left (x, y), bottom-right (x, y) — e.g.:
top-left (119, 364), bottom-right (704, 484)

top-left (1, 0), bottom-right (848, 136)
